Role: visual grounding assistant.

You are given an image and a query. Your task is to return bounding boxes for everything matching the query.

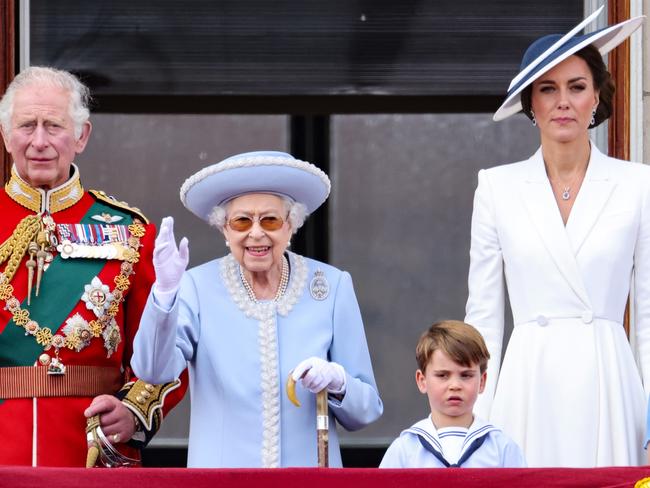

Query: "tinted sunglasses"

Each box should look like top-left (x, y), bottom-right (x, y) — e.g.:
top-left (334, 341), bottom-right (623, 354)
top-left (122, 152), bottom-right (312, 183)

top-left (228, 215), bottom-right (285, 232)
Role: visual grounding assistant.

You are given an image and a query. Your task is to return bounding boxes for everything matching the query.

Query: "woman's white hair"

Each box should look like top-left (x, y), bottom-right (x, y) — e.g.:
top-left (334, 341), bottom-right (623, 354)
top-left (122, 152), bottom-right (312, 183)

top-left (207, 195), bottom-right (308, 235)
top-left (0, 66), bottom-right (91, 139)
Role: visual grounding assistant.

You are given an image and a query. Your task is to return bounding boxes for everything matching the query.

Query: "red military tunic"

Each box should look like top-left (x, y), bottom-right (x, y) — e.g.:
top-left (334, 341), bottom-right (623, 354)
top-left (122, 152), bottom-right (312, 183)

top-left (0, 165), bottom-right (185, 466)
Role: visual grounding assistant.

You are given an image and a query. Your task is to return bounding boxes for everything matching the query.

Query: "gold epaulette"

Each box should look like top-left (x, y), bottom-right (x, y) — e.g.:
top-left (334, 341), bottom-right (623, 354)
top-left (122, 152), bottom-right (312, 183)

top-left (89, 190), bottom-right (150, 224)
top-left (120, 379), bottom-right (181, 431)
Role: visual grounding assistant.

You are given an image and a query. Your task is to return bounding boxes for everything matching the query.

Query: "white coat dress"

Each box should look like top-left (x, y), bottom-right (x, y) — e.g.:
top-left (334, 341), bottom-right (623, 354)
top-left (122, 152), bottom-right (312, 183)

top-left (465, 143), bottom-right (650, 467)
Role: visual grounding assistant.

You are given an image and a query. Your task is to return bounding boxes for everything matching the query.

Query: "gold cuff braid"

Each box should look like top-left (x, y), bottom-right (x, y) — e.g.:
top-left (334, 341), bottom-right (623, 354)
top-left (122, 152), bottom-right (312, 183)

top-left (120, 379), bottom-right (182, 431)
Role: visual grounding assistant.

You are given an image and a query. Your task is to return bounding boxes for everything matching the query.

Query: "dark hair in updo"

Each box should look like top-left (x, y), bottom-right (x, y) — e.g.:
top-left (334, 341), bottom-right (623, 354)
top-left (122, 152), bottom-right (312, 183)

top-left (520, 44), bottom-right (615, 128)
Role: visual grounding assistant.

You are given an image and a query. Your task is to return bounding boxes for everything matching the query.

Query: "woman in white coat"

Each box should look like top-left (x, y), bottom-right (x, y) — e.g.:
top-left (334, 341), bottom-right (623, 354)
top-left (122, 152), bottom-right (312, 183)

top-left (465, 7), bottom-right (647, 467)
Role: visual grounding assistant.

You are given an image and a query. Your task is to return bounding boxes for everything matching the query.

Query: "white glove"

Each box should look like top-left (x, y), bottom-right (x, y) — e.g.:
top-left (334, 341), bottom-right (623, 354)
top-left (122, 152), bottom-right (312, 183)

top-left (291, 357), bottom-right (346, 395)
top-left (152, 216), bottom-right (189, 302)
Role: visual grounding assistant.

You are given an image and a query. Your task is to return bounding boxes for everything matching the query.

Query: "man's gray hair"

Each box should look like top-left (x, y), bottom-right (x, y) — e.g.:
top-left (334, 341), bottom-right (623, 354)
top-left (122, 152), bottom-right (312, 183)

top-left (0, 66), bottom-right (91, 139)
top-left (208, 195), bottom-right (309, 235)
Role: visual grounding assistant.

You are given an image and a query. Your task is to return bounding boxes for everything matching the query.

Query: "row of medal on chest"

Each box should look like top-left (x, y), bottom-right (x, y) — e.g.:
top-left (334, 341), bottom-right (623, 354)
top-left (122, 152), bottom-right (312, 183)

top-left (31, 214), bottom-right (136, 267)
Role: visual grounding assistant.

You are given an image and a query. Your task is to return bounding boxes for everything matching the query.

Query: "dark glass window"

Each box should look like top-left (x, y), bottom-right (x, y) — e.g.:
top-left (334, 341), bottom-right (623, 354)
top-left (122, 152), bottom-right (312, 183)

top-left (31, 0), bottom-right (581, 98)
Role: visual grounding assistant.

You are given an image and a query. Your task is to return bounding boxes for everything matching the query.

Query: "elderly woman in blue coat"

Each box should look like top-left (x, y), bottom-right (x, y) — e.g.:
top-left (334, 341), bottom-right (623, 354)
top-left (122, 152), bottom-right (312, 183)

top-left (132, 151), bottom-right (383, 467)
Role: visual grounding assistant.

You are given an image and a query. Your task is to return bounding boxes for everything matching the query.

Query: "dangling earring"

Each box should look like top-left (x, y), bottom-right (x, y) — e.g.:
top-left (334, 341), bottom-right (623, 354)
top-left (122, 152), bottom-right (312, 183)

top-left (531, 110), bottom-right (537, 127)
top-left (590, 107), bottom-right (597, 126)
top-left (225, 240), bottom-right (230, 248)
top-left (287, 240), bottom-right (291, 248)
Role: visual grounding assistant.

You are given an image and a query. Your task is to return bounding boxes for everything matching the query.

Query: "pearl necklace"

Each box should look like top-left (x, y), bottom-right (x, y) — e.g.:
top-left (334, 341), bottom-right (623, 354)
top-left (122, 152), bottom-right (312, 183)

top-left (239, 256), bottom-right (289, 303)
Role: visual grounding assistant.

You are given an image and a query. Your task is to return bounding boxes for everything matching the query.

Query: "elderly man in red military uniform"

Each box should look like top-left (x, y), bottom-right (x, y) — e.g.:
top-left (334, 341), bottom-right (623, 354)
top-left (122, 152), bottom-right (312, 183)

top-left (0, 66), bottom-right (184, 467)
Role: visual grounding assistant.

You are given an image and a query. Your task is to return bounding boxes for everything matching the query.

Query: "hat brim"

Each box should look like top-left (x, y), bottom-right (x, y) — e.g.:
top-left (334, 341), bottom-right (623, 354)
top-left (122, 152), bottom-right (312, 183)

top-left (493, 15), bottom-right (644, 122)
top-left (180, 152), bottom-right (331, 222)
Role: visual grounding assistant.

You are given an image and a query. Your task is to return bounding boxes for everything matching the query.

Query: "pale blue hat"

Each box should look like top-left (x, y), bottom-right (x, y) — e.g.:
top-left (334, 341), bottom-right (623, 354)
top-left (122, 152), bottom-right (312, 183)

top-left (180, 151), bottom-right (331, 221)
top-left (494, 6), bottom-right (644, 121)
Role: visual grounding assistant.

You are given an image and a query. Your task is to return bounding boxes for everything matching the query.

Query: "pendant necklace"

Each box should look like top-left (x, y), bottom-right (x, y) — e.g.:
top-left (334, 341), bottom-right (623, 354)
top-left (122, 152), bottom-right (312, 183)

top-left (551, 167), bottom-right (586, 201)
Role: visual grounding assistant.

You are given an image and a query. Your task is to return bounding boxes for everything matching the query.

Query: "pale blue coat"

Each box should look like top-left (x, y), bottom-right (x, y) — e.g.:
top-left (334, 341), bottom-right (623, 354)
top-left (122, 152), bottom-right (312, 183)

top-left (132, 251), bottom-right (383, 467)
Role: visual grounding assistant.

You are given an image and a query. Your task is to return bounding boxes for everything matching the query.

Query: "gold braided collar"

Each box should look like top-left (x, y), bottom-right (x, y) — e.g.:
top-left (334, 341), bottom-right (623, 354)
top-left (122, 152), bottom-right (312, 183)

top-left (5, 164), bottom-right (84, 214)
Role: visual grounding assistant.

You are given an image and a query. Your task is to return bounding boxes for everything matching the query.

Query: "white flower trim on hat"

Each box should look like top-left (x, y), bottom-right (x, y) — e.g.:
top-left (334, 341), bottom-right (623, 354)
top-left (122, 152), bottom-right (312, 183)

top-left (179, 155), bottom-right (331, 206)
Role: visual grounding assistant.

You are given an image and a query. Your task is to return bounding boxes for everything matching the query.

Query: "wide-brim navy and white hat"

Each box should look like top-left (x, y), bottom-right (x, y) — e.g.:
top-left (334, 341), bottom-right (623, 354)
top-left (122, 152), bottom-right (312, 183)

top-left (494, 6), bottom-right (644, 122)
top-left (180, 151), bottom-right (331, 221)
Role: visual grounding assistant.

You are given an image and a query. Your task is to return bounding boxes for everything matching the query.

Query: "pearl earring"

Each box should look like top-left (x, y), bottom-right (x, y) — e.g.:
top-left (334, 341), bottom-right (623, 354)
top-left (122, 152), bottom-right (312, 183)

top-left (225, 240), bottom-right (230, 248)
top-left (531, 110), bottom-right (537, 127)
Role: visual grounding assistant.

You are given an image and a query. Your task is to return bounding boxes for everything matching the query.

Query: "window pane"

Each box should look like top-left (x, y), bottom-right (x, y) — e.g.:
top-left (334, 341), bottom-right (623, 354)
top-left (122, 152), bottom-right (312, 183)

top-left (330, 113), bottom-right (538, 442)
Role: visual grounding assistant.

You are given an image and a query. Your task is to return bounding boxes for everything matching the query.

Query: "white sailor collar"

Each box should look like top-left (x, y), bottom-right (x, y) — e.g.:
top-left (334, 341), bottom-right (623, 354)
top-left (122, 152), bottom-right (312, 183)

top-left (404, 415), bottom-right (499, 458)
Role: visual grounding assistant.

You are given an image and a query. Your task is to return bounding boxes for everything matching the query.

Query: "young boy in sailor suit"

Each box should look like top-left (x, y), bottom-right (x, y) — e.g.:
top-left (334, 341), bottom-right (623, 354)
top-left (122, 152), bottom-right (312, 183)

top-left (379, 320), bottom-right (525, 468)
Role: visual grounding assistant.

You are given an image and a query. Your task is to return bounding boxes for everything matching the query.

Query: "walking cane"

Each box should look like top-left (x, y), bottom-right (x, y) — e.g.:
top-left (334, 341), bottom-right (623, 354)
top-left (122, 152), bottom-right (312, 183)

top-left (315, 390), bottom-right (328, 467)
top-left (287, 375), bottom-right (329, 467)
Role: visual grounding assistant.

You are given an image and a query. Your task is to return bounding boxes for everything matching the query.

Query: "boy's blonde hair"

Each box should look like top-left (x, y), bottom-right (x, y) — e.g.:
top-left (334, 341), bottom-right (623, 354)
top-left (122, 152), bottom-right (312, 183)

top-left (416, 320), bottom-right (490, 373)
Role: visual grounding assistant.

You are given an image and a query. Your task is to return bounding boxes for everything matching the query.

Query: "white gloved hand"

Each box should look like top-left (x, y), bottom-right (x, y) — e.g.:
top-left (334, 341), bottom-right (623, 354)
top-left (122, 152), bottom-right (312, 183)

top-left (153, 216), bottom-right (189, 296)
top-left (291, 357), bottom-right (346, 395)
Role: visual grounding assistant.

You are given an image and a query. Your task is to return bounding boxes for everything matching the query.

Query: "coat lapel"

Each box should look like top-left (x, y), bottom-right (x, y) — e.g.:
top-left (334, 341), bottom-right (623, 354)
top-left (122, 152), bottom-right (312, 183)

top-left (520, 148), bottom-right (591, 308)
top-left (565, 144), bottom-right (616, 256)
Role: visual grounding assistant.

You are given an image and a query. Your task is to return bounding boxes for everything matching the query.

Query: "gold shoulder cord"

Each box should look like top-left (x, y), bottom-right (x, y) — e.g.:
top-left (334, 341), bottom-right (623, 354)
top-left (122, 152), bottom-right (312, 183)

top-left (0, 213), bottom-right (56, 306)
top-left (0, 215), bottom-right (41, 283)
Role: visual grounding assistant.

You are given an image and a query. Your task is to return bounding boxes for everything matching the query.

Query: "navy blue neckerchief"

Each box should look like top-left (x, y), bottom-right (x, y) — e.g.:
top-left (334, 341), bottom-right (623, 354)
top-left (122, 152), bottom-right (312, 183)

top-left (417, 433), bottom-right (488, 467)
